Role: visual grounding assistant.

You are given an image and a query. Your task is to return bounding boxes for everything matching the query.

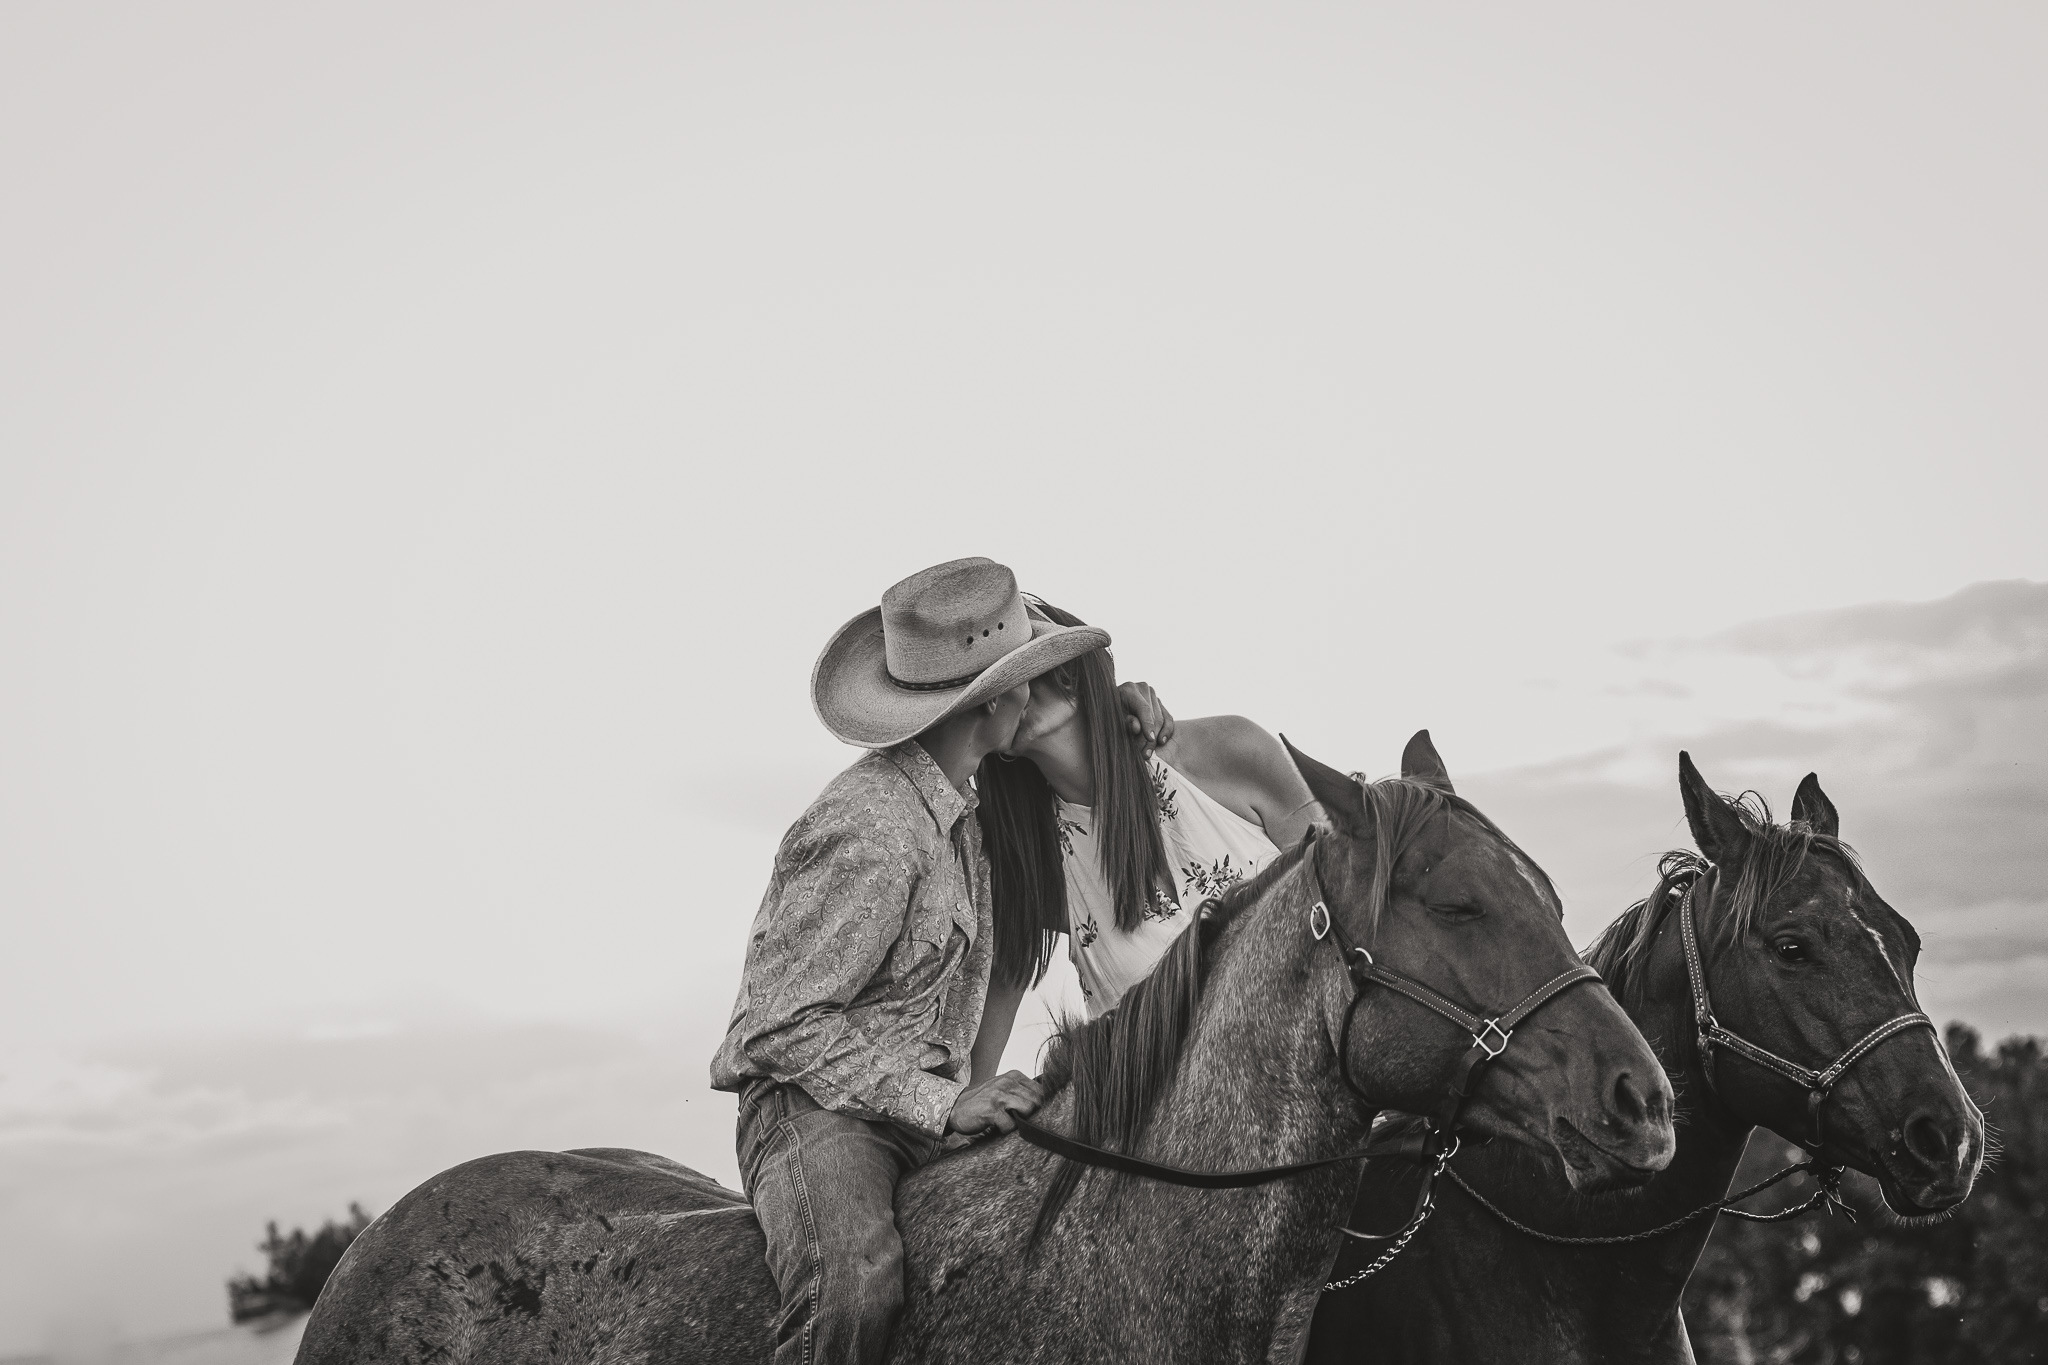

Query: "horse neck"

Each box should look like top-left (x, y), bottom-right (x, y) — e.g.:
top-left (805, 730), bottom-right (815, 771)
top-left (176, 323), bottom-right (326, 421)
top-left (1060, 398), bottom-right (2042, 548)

top-left (1150, 868), bottom-right (1370, 1168)
top-left (1016, 859), bottom-right (1369, 1361)
top-left (1602, 913), bottom-right (1758, 1265)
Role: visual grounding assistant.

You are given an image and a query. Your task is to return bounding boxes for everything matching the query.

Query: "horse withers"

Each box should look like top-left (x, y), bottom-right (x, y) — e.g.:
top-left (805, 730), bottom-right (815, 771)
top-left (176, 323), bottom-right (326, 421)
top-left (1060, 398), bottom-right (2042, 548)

top-left (296, 732), bottom-right (1675, 1365)
top-left (1310, 754), bottom-right (1986, 1365)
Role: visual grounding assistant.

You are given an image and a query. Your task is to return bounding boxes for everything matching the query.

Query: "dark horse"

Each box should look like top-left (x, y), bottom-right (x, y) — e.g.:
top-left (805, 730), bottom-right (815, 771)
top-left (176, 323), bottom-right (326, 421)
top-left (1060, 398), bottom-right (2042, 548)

top-left (1307, 753), bottom-right (1986, 1365)
top-left (297, 734), bottom-right (1676, 1365)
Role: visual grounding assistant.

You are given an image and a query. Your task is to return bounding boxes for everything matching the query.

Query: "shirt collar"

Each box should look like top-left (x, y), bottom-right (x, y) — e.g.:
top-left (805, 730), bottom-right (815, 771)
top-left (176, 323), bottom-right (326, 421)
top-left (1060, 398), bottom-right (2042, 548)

top-left (885, 740), bottom-right (976, 830)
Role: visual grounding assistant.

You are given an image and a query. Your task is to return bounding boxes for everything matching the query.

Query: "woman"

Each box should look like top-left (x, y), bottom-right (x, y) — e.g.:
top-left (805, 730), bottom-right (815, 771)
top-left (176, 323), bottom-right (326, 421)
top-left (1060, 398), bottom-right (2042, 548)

top-left (969, 599), bottom-right (1323, 1080)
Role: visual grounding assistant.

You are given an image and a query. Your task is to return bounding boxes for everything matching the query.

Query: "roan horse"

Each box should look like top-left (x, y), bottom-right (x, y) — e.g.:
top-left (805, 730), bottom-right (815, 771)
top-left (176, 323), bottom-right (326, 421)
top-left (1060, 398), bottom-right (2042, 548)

top-left (296, 733), bottom-right (1678, 1365)
top-left (1308, 754), bottom-right (1986, 1365)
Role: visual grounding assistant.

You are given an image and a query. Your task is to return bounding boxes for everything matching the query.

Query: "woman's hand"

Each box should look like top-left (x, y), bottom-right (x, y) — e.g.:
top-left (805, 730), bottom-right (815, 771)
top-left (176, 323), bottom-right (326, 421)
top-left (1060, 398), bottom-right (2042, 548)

top-left (944, 1070), bottom-right (1045, 1136)
top-left (1116, 681), bottom-right (1176, 755)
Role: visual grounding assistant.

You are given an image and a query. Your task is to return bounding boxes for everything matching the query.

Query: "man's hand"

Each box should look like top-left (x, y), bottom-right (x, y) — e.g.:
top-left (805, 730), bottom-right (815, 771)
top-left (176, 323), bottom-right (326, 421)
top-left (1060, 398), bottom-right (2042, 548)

top-left (945, 1070), bottom-right (1045, 1136)
top-left (1116, 680), bottom-right (1175, 755)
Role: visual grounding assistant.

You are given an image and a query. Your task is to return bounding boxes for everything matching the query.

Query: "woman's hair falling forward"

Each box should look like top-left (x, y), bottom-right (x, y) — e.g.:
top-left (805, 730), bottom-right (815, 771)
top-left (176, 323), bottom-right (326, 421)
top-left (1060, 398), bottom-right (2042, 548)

top-left (976, 599), bottom-right (1173, 988)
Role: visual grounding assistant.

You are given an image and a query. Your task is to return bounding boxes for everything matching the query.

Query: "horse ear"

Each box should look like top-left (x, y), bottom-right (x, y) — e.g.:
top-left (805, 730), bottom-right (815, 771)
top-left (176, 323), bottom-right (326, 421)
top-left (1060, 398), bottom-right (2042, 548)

top-left (1400, 729), bottom-right (1454, 795)
top-left (1792, 773), bottom-right (1840, 838)
top-left (1679, 751), bottom-right (1749, 866)
top-left (1280, 734), bottom-right (1365, 829)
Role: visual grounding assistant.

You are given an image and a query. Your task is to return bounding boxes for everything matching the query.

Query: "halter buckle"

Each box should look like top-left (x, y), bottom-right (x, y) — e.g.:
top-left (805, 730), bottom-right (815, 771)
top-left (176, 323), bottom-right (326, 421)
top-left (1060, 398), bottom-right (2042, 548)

top-left (1309, 902), bottom-right (1331, 941)
top-left (1473, 1019), bottom-right (1513, 1059)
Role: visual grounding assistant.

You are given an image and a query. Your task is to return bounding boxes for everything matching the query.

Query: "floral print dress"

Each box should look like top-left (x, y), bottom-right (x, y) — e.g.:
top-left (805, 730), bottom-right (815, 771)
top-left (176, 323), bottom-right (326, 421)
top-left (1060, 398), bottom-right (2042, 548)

top-left (1057, 757), bottom-right (1281, 1017)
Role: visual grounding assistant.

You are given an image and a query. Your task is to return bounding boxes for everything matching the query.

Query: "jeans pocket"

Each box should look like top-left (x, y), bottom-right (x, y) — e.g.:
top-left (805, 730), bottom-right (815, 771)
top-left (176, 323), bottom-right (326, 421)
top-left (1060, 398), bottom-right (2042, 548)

top-left (736, 1082), bottom-right (790, 1186)
top-left (738, 1077), bottom-right (775, 1124)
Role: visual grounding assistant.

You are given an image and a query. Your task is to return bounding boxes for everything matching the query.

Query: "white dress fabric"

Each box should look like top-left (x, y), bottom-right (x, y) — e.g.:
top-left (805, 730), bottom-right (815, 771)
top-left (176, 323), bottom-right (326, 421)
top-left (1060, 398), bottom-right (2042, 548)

top-left (1058, 757), bottom-right (1281, 1016)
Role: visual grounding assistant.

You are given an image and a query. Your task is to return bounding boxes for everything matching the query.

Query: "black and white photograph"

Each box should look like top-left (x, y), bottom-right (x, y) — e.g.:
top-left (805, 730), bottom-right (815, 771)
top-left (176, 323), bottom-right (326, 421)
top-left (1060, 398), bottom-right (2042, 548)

top-left (2, 5), bottom-right (2043, 1363)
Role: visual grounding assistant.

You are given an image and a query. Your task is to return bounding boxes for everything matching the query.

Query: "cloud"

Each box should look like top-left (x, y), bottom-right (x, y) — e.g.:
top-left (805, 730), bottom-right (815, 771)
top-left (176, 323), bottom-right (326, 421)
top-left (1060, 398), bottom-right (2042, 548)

top-left (1719, 579), bottom-right (2048, 658)
top-left (0, 1024), bottom-right (743, 1359)
top-left (1469, 580), bottom-right (2048, 1038)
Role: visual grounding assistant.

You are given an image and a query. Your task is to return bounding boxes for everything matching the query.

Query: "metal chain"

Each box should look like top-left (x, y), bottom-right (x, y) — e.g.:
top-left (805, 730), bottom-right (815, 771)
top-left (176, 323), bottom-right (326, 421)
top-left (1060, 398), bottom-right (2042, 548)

top-left (1323, 1137), bottom-right (1460, 1291)
top-left (1440, 1159), bottom-right (1852, 1247)
top-left (1323, 1199), bottom-right (1438, 1292)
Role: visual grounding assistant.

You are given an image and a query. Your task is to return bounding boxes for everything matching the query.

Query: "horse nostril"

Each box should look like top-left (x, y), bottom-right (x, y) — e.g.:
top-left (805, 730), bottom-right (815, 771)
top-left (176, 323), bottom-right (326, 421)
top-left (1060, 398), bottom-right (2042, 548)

top-left (1903, 1111), bottom-right (1954, 1168)
top-left (1611, 1072), bottom-right (1650, 1127)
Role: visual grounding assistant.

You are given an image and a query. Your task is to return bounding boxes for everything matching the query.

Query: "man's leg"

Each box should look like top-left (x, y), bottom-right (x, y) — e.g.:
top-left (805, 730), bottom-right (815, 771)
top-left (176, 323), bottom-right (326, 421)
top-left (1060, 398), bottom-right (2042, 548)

top-left (737, 1081), bottom-right (936, 1365)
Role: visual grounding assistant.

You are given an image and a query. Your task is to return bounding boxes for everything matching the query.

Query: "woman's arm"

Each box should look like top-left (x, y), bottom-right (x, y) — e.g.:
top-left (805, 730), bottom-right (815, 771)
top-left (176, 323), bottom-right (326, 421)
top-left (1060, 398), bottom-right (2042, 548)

top-left (969, 977), bottom-right (1029, 1086)
top-left (1157, 715), bottom-right (1325, 846)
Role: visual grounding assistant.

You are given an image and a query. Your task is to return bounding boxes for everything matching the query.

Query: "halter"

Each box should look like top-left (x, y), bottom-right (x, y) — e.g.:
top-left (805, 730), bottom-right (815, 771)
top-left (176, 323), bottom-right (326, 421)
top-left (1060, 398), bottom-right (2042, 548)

top-left (1330, 858), bottom-right (1903, 1266)
top-left (1678, 863), bottom-right (1935, 1156)
top-left (1013, 820), bottom-right (1601, 1199)
top-left (1303, 828), bottom-right (1603, 1133)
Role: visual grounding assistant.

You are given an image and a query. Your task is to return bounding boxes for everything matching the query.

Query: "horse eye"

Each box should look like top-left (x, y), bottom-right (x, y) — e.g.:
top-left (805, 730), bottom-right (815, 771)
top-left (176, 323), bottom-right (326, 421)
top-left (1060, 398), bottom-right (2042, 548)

top-left (1773, 938), bottom-right (1809, 963)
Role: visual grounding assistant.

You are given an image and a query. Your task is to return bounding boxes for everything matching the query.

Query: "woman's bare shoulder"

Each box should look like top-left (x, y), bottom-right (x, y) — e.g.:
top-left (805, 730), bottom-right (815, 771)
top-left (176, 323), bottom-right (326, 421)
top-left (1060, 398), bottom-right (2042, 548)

top-left (1157, 716), bottom-right (1303, 800)
top-left (1157, 716), bottom-right (1322, 843)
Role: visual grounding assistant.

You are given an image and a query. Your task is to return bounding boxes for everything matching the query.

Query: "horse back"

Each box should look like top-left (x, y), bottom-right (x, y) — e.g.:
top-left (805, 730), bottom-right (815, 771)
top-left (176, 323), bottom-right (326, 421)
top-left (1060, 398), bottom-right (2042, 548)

top-left (295, 1148), bottom-right (775, 1365)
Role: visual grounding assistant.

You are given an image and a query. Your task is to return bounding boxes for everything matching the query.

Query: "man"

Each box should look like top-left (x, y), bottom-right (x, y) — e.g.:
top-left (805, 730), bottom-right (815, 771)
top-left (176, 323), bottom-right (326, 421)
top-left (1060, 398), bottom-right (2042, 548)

top-left (710, 557), bottom-right (1110, 1365)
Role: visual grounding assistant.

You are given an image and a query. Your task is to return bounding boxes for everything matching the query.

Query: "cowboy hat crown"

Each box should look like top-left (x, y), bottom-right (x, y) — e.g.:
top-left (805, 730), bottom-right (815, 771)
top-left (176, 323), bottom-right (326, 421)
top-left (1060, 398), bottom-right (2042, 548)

top-left (813, 558), bottom-right (1110, 749)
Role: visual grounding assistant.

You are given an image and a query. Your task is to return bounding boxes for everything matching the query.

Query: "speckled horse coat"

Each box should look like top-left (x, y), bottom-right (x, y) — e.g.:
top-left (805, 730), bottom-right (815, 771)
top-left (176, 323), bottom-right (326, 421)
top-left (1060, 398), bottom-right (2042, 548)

top-left (300, 853), bottom-right (1363, 1365)
top-left (296, 749), bottom-right (1663, 1365)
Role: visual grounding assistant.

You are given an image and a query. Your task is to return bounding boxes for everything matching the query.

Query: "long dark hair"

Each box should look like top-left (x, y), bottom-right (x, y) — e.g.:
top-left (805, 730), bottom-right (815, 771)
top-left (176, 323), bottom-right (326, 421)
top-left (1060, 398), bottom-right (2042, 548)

top-left (976, 599), bottom-right (1172, 988)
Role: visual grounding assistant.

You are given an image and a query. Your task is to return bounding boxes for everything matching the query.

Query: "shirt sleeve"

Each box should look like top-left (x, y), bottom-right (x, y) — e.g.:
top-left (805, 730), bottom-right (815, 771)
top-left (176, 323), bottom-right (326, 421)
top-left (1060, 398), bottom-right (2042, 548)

top-left (734, 811), bottom-right (966, 1136)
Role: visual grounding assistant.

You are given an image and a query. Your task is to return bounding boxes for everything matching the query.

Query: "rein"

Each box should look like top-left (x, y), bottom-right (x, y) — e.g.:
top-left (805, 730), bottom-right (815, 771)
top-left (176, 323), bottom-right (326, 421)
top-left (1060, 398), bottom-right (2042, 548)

top-left (1388, 858), bottom-right (1926, 1254)
top-left (1013, 811), bottom-right (1604, 1287)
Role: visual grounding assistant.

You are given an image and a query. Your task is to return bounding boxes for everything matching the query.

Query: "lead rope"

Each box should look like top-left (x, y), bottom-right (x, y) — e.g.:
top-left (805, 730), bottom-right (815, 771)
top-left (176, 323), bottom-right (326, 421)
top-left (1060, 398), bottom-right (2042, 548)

top-left (1438, 1155), bottom-right (1853, 1248)
top-left (1321, 1153), bottom-right (1853, 1291)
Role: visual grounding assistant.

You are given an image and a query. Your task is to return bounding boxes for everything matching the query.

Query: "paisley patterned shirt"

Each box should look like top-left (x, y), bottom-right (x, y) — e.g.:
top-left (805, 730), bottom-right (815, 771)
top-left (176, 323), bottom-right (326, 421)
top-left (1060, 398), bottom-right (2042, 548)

top-left (709, 741), bottom-right (994, 1137)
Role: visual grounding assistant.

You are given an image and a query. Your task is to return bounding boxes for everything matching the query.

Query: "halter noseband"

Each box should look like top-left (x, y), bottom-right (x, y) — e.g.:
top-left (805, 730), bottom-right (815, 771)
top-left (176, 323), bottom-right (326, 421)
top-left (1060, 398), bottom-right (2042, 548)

top-left (1678, 864), bottom-right (1935, 1155)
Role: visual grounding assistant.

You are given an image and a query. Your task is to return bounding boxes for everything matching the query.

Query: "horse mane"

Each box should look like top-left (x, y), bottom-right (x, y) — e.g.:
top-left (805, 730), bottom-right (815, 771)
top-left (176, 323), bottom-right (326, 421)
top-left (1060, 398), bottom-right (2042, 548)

top-left (1030, 776), bottom-right (1491, 1241)
top-left (1582, 790), bottom-right (1867, 1010)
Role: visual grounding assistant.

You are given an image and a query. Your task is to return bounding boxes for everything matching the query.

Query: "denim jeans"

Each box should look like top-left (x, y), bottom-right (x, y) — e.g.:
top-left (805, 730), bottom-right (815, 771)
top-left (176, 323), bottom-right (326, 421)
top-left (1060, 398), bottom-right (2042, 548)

top-left (737, 1079), bottom-right (942, 1365)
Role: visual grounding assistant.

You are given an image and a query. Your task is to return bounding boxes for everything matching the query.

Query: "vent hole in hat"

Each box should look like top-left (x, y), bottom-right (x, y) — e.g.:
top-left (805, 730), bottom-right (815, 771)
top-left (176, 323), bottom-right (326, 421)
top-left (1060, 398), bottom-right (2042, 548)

top-left (997, 621), bottom-right (1004, 629)
top-left (983, 629), bottom-right (990, 636)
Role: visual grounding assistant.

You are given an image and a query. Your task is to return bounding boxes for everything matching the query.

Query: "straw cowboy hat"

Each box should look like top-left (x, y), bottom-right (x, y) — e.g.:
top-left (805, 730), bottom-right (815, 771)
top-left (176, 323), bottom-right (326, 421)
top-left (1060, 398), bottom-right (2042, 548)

top-left (812, 557), bottom-right (1111, 749)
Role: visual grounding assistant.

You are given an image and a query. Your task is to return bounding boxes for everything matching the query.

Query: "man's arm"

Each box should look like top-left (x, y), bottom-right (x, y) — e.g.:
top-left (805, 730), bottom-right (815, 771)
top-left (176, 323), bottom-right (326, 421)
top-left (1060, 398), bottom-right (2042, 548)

top-left (735, 818), bottom-right (967, 1136)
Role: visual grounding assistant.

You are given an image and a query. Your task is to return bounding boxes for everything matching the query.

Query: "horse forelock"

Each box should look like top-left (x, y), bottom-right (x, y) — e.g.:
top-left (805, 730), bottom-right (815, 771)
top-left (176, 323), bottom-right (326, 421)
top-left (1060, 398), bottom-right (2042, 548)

top-left (1346, 779), bottom-right (1563, 939)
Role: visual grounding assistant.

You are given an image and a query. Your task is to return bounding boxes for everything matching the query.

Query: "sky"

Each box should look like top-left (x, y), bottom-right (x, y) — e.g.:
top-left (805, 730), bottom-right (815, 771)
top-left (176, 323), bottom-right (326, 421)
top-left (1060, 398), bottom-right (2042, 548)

top-left (1, 3), bottom-right (2044, 1355)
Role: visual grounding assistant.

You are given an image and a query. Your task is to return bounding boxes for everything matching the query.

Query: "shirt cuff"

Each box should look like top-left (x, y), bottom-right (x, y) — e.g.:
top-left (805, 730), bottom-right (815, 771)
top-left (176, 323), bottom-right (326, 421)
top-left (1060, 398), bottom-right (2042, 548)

top-left (905, 1070), bottom-right (967, 1139)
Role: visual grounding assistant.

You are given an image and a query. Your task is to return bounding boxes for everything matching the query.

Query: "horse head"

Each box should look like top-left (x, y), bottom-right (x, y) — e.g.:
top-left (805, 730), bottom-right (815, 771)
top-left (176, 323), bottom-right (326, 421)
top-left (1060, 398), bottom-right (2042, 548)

top-left (1287, 731), bottom-right (1676, 1192)
top-left (1669, 753), bottom-right (1984, 1217)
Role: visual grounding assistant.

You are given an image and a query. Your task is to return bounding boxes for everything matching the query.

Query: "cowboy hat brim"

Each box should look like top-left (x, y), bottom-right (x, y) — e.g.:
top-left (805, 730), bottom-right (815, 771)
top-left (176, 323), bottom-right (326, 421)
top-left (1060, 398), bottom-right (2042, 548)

top-left (812, 610), bottom-right (1111, 750)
